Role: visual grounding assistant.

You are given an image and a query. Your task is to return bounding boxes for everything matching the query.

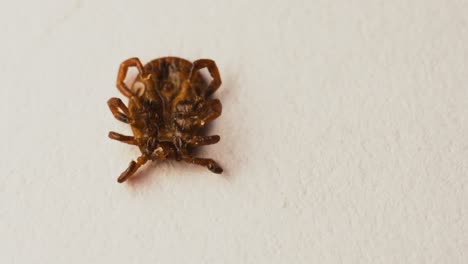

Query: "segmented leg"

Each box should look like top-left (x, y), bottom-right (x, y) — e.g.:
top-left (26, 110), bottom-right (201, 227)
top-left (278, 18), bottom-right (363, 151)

top-left (187, 135), bottom-right (220, 147)
top-left (117, 156), bottom-right (148, 183)
top-left (200, 99), bottom-right (222, 124)
top-left (107, 97), bottom-right (131, 123)
top-left (108, 132), bottom-right (137, 145)
top-left (116, 57), bottom-right (145, 97)
top-left (191, 59), bottom-right (222, 96)
top-left (182, 155), bottom-right (223, 174)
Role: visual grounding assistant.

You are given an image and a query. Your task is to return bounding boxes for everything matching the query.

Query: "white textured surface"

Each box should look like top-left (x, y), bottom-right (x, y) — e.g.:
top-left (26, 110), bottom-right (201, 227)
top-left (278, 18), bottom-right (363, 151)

top-left (1, 0), bottom-right (468, 263)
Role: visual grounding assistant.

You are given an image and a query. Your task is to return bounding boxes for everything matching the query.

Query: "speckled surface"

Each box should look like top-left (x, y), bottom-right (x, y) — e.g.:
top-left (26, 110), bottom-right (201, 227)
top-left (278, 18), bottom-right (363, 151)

top-left (1, 0), bottom-right (468, 263)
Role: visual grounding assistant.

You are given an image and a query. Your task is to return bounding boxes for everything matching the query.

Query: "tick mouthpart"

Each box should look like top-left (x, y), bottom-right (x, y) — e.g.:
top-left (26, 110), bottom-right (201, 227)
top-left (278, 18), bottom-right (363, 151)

top-left (208, 163), bottom-right (223, 174)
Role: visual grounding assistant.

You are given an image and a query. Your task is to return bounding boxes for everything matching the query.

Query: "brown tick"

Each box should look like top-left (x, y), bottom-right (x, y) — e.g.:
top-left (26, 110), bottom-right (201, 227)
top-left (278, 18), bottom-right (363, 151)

top-left (107, 57), bottom-right (223, 183)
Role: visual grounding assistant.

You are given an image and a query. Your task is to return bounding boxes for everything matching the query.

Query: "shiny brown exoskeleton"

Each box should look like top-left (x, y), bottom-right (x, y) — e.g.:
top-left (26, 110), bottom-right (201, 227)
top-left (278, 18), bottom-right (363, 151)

top-left (107, 57), bottom-right (223, 183)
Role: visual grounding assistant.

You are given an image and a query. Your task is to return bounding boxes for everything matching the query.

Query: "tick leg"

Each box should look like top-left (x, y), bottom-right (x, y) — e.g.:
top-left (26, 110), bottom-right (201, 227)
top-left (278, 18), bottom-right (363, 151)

top-left (108, 131), bottom-right (138, 145)
top-left (200, 99), bottom-right (222, 125)
top-left (182, 155), bottom-right (223, 174)
top-left (116, 57), bottom-right (145, 97)
top-left (107, 97), bottom-right (131, 123)
top-left (191, 59), bottom-right (222, 97)
top-left (187, 135), bottom-right (220, 147)
top-left (117, 156), bottom-right (148, 183)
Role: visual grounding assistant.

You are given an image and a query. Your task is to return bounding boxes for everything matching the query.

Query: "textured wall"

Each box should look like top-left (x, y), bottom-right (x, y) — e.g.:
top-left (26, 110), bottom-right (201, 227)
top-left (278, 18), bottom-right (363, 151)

top-left (1, 0), bottom-right (467, 263)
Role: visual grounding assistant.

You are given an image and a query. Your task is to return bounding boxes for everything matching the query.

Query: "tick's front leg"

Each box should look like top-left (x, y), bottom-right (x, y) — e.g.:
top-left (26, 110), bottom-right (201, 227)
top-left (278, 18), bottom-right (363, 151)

top-left (117, 156), bottom-right (148, 183)
top-left (116, 57), bottom-right (145, 98)
top-left (191, 59), bottom-right (222, 97)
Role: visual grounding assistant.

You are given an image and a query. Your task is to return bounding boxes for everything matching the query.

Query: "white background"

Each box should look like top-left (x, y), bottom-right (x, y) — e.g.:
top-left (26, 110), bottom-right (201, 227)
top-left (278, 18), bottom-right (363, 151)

top-left (1, 0), bottom-right (468, 263)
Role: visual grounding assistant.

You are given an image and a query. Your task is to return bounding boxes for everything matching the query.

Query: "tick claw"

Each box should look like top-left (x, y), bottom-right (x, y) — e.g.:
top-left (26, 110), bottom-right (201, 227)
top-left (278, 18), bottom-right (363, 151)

top-left (208, 163), bottom-right (223, 174)
top-left (117, 161), bottom-right (137, 183)
top-left (117, 175), bottom-right (127, 183)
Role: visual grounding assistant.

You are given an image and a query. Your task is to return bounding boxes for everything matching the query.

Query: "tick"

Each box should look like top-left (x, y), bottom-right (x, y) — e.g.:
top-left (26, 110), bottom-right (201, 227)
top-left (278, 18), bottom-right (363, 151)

top-left (107, 57), bottom-right (223, 183)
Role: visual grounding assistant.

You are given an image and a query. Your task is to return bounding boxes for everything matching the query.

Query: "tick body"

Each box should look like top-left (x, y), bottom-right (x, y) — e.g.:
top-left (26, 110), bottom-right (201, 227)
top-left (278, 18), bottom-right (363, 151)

top-left (108, 57), bottom-right (223, 183)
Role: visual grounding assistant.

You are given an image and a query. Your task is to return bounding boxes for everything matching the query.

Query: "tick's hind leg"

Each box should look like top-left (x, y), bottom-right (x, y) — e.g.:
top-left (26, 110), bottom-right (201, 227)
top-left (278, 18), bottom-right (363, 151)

top-left (117, 156), bottom-right (148, 183)
top-left (107, 97), bottom-right (131, 123)
top-left (182, 155), bottom-right (223, 174)
top-left (191, 59), bottom-right (222, 97)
